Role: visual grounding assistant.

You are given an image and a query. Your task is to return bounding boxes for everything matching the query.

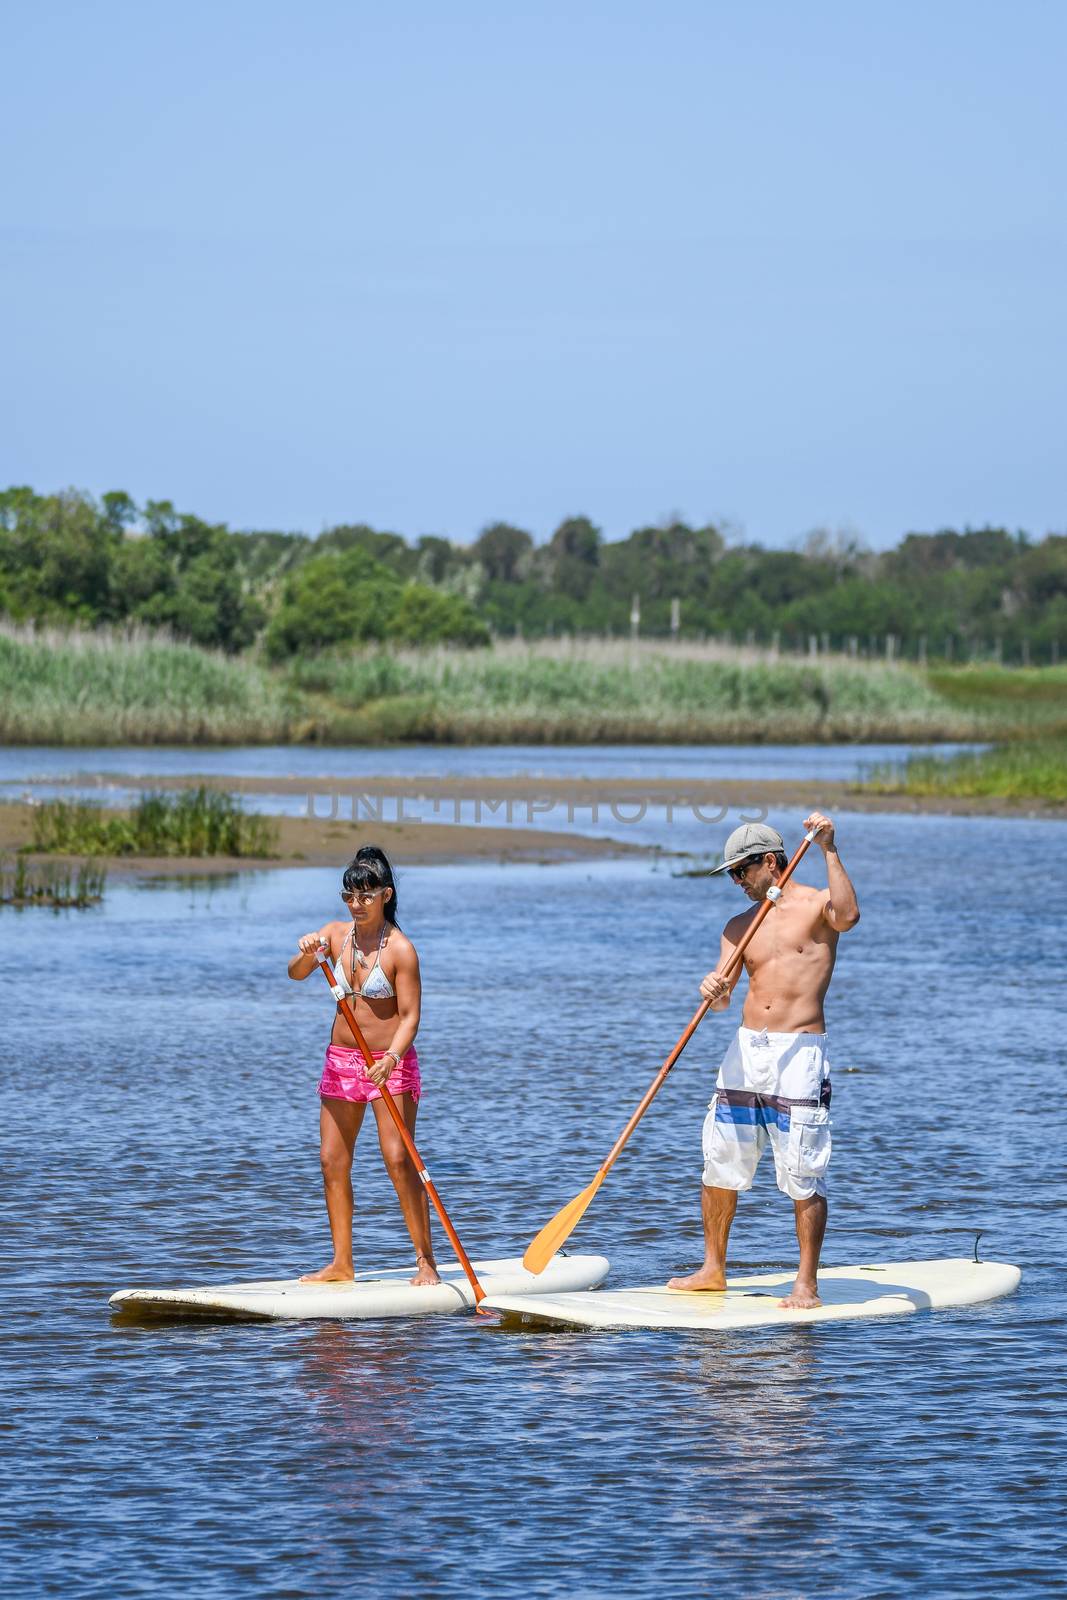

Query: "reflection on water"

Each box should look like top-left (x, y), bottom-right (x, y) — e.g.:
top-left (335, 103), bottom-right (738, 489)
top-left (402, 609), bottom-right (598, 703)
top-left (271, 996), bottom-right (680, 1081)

top-left (2, 809), bottom-right (1064, 1597)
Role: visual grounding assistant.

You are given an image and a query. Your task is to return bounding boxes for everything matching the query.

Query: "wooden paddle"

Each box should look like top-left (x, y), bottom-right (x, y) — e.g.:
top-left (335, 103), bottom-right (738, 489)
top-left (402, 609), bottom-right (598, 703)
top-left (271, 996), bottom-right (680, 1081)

top-left (522, 828), bottom-right (818, 1273)
top-left (316, 952), bottom-right (488, 1306)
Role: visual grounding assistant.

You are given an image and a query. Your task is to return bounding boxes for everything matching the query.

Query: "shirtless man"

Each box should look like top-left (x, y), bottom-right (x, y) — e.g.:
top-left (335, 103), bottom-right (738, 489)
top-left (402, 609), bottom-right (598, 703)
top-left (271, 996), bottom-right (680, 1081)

top-left (668, 814), bottom-right (859, 1308)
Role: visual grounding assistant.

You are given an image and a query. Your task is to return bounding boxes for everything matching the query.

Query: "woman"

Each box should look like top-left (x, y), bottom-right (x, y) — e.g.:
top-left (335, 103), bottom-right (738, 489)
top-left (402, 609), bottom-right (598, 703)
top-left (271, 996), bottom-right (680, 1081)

top-left (288, 845), bottom-right (439, 1286)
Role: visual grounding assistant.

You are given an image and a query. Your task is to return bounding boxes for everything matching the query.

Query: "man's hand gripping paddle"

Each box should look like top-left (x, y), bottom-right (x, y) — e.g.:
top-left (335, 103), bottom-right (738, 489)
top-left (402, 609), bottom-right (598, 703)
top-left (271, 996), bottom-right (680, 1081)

top-left (315, 952), bottom-right (488, 1307)
top-left (522, 829), bottom-right (818, 1273)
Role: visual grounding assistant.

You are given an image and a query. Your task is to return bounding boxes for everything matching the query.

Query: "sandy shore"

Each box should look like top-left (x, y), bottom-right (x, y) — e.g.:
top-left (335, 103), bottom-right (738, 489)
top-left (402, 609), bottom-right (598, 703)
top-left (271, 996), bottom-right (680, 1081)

top-left (28, 769), bottom-right (1067, 821)
top-left (3, 772), bottom-right (1062, 884)
top-left (0, 801), bottom-right (645, 879)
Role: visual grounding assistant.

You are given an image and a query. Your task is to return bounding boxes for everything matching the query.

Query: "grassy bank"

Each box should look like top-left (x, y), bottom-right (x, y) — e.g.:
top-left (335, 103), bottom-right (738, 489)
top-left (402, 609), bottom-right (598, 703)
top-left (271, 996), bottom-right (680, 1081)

top-left (856, 665), bottom-right (1067, 801)
top-left (0, 622), bottom-right (1032, 746)
top-left (863, 738), bottom-right (1067, 803)
top-left (927, 665), bottom-right (1067, 734)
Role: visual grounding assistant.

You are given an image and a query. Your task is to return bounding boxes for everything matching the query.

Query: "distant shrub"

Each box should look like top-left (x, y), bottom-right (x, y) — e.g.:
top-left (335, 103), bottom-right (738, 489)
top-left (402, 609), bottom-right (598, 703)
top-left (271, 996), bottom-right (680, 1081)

top-left (389, 583), bottom-right (490, 648)
top-left (264, 549), bottom-right (488, 659)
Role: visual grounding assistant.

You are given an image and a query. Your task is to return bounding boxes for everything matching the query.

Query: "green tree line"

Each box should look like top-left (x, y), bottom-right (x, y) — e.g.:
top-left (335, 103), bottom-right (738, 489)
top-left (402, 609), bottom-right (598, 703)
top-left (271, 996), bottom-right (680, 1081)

top-left (2, 485), bottom-right (1065, 661)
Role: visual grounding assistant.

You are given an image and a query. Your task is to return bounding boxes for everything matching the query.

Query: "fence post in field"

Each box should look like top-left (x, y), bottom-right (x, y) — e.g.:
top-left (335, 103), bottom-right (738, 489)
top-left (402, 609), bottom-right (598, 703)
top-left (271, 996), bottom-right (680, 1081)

top-left (1052, 640), bottom-right (1060, 666)
top-left (945, 635), bottom-right (953, 662)
top-left (918, 634), bottom-right (927, 667)
top-left (848, 635), bottom-right (858, 659)
top-left (994, 636), bottom-right (1003, 665)
top-left (808, 634), bottom-right (818, 659)
top-left (1021, 636), bottom-right (1030, 667)
top-left (821, 631), bottom-right (830, 656)
top-left (630, 594), bottom-right (640, 641)
top-left (886, 634), bottom-right (897, 662)
top-left (670, 597), bottom-right (680, 640)
top-left (771, 630), bottom-right (780, 660)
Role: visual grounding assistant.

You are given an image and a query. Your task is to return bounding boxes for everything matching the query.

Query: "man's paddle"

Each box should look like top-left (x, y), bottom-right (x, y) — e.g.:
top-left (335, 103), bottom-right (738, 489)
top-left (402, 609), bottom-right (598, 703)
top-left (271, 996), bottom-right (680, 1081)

top-left (522, 828), bottom-right (818, 1273)
top-left (315, 952), bottom-right (488, 1306)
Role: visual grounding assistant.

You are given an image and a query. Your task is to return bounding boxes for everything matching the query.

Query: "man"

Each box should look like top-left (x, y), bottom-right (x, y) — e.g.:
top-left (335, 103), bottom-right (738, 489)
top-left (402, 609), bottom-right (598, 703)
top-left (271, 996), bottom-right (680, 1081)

top-left (668, 813), bottom-right (859, 1308)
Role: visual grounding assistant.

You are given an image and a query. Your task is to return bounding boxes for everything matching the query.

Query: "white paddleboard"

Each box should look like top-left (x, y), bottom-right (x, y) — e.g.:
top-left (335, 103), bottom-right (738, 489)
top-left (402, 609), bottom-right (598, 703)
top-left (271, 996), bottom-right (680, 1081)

top-left (483, 1257), bottom-right (1021, 1331)
top-left (109, 1253), bottom-right (609, 1322)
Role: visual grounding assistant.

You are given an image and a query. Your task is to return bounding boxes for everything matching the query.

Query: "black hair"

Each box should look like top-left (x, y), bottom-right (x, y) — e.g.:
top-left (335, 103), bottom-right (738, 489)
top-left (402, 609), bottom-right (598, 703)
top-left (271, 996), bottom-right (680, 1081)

top-left (342, 845), bottom-right (399, 925)
top-left (772, 850), bottom-right (787, 872)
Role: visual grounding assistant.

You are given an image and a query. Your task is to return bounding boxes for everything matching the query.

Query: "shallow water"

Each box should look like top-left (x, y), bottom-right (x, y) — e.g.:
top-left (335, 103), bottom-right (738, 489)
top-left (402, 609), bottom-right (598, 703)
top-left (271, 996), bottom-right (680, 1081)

top-left (0, 739), bottom-right (988, 861)
top-left (0, 737), bottom-right (984, 789)
top-left (2, 812), bottom-right (1064, 1597)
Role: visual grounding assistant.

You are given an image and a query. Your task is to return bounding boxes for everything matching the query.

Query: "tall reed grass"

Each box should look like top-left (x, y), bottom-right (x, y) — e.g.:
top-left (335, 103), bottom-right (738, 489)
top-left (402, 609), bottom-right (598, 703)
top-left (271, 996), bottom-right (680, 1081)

top-left (290, 639), bottom-right (978, 743)
top-left (0, 623), bottom-right (292, 744)
top-left (30, 789), bottom-right (279, 857)
top-left (0, 623), bottom-right (996, 745)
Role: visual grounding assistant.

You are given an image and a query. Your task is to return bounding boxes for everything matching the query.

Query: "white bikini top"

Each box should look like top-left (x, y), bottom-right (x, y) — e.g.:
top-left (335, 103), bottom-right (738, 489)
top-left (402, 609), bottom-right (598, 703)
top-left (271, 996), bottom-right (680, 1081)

top-left (332, 924), bottom-right (395, 1002)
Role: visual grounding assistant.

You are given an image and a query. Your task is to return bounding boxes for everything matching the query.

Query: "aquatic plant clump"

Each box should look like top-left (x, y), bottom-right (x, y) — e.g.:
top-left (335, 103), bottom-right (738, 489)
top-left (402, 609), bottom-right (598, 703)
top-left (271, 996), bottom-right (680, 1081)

top-left (1, 855), bottom-right (107, 907)
top-left (30, 789), bottom-right (279, 858)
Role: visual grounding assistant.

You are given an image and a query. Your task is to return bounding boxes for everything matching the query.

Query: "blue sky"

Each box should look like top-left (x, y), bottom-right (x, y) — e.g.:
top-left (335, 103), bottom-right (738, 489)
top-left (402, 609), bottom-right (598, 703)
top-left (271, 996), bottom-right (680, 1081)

top-left (2, 1), bottom-right (1063, 548)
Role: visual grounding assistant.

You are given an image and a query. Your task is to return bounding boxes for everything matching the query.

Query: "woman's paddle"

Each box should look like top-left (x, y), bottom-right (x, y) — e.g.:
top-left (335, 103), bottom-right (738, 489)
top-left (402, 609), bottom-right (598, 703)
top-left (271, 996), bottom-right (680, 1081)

top-left (522, 828), bottom-right (818, 1273)
top-left (315, 952), bottom-right (488, 1306)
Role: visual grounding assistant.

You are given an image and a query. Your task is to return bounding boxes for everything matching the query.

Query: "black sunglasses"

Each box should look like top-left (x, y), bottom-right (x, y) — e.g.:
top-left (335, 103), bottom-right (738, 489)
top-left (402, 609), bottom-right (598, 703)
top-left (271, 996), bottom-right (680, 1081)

top-left (727, 854), bottom-right (768, 881)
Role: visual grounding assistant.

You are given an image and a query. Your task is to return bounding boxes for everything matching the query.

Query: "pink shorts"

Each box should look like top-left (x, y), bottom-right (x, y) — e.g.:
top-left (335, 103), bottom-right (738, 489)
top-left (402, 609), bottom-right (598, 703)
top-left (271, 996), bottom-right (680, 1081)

top-left (318, 1044), bottom-right (421, 1105)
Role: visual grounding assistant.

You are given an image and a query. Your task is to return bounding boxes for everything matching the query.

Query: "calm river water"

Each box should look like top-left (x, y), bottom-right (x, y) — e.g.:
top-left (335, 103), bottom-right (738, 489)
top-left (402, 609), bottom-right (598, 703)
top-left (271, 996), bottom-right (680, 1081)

top-left (2, 764), bottom-right (1064, 1598)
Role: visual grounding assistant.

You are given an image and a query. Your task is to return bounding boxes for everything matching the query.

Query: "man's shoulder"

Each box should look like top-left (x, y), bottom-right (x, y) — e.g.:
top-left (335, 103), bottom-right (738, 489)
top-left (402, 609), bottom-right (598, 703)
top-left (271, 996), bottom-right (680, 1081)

top-left (788, 883), bottom-right (834, 924)
top-left (723, 906), bottom-right (759, 938)
top-left (793, 883), bottom-right (830, 905)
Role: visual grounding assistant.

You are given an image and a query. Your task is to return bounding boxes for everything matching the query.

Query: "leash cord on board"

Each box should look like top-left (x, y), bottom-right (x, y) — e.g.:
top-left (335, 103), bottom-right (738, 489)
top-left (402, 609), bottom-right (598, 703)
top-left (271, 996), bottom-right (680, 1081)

top-left (807, 1224), bottom-right (987, 1263)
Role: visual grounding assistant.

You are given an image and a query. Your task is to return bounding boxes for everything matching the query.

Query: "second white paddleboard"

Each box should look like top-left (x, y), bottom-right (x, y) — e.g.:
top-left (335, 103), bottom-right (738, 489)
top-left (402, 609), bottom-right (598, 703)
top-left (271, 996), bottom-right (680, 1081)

top-left (483, 1258), bottom-right (1021, 1330)
top-left (109, 1253), bottom-right (609, 1322)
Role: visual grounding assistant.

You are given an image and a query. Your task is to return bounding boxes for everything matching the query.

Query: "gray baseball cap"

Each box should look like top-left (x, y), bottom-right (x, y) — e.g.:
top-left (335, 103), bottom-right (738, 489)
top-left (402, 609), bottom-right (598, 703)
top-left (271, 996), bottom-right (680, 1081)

top-left (707, 822), bottom-right (785, 876)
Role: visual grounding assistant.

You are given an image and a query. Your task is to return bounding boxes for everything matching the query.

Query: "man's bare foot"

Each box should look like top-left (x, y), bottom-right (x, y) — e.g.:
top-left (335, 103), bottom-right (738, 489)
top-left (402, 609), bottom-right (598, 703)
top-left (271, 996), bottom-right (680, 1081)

top-left (300, 1262), bottom-right (355, 1282)
top-left (666, 1267), bottom-right (727, 1292)
top-left (410, 1256), bottom-right (441, 1286)
top-left (778, 1281), bottom-right (821, 1309)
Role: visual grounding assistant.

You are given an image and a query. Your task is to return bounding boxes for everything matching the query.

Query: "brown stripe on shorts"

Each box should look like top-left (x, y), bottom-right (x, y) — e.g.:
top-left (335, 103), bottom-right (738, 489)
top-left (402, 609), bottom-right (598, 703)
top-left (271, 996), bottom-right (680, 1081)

top-left (718, 1081), bottom-right (831, 1112)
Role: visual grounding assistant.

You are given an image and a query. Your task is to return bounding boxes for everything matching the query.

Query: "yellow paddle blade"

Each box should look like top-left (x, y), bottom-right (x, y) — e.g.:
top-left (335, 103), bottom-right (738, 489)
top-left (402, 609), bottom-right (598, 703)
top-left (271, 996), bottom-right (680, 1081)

top-left (523, 1173), bottom-right (605, 1274)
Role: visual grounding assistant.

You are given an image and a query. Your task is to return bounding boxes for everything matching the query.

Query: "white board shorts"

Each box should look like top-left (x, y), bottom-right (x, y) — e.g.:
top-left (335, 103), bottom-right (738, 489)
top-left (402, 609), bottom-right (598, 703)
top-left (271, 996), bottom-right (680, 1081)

top-left (702, 1027), bottom-right (832, 1201)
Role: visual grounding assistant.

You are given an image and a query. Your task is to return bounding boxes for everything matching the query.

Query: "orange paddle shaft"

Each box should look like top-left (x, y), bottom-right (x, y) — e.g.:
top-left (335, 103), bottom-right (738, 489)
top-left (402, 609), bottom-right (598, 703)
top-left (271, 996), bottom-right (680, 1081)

top-left (316, 955), bottom-right (487, 1305)
top-left (595, 829), bottom-right (818, 1181)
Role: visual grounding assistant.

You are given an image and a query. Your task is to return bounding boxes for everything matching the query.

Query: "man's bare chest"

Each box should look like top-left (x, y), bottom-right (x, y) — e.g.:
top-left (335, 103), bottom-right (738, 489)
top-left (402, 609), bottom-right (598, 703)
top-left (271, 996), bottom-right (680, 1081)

top-left (742, 900), bottom-right (830, 971)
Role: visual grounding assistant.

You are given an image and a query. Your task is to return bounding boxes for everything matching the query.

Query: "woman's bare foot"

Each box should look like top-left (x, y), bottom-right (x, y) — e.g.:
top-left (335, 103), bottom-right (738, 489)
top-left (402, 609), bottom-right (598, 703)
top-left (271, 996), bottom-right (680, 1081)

top-left (778, 1280), bottom-right (821, 1309)
top-left (300, 1261), bottom-right (355, 1282)
top-left (666, 1266), bottom-right (727, 1292)
top-left (410, 1255), bottom-right (441, 1286)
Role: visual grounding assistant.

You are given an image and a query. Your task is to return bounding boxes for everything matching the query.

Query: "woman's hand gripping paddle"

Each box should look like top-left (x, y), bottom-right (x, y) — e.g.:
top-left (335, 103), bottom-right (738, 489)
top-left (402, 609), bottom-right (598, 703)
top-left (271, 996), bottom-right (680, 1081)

top-left (316, 953), bottom-right (488, 1307)
top-left (522, 829), bottom-right (818, 1273)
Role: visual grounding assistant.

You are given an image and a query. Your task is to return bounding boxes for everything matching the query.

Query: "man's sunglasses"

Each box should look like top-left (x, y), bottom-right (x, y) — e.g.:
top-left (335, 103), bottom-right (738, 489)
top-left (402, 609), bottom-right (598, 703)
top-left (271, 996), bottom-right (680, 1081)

top-left (727, 854), bottom-right (768, 882)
